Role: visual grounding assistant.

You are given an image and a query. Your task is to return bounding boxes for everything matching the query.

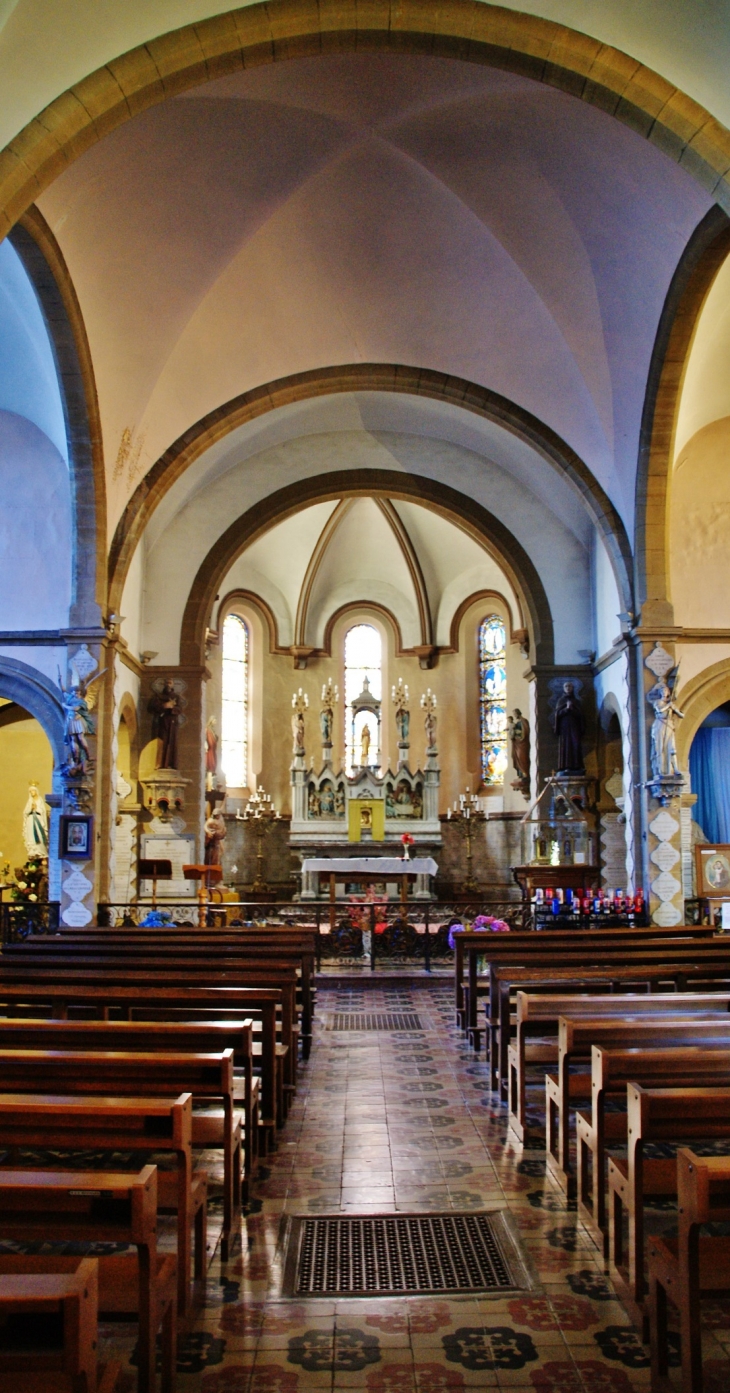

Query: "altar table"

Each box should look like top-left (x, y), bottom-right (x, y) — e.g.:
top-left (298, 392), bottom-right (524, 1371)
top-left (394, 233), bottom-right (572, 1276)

top-left (302, 856), bottom-right (438, 928)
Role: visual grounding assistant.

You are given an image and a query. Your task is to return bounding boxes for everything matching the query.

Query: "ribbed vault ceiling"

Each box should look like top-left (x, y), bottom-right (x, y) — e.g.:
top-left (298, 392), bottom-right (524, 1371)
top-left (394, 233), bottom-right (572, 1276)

top-left (36, 50), bottom-right (711, 539)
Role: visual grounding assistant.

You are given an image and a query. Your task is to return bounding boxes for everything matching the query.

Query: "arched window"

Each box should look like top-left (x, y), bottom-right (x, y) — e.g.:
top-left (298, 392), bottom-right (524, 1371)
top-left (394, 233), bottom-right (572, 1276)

top-left (344, 623), bottom-right (382, 774)
top-left (221, 614), bottom-right (248, 788)
top-left (479, 615), bottom-right (507, 785)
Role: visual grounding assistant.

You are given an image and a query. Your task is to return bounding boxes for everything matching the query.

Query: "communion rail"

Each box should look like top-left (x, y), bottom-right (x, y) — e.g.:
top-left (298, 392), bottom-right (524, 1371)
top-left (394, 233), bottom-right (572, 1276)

top-left (5, 898), bottom-right (529, 969)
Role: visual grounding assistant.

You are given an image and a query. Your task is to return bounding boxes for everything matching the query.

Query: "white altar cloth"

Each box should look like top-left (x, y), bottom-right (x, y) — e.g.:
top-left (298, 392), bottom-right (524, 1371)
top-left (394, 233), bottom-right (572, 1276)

top-left (302, 857), bottom-right (438, 877)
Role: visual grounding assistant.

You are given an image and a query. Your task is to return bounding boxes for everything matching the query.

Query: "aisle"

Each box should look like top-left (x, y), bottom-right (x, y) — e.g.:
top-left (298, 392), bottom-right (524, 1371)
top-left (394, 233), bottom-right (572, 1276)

top-left (167, 980), bottom-right (688, 1392)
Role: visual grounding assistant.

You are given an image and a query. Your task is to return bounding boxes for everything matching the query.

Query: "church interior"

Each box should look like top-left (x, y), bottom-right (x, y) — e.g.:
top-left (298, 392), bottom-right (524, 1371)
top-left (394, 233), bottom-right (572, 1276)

top-left (4, 2), bottom-right (730, 1389)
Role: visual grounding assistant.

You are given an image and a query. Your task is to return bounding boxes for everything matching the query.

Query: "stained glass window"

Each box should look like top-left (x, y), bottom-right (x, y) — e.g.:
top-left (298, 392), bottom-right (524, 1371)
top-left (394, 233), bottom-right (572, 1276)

top-left (479, 615), bottom-right (508, 785)
top-left (221, 613), bottom-right (248, 788)
top-left (344, 623), bottom-right (381, 775)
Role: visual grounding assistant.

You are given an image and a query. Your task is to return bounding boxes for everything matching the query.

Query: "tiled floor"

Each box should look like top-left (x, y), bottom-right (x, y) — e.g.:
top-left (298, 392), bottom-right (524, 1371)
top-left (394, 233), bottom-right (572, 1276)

top-left (105, 981), bottom-right (730, 1391)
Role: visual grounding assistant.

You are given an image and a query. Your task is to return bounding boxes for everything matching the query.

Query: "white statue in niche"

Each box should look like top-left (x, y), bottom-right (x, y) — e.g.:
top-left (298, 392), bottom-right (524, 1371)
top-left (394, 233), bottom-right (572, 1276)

top-left (22, 782), bottom-right (48, 856)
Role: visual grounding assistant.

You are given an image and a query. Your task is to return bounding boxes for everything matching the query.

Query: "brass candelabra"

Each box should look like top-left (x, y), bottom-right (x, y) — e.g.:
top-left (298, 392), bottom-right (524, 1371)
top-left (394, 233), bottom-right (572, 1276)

top-left (238, 785), bottom-right (281, 895)
top-left (446, 787), bottom-right (486, 895)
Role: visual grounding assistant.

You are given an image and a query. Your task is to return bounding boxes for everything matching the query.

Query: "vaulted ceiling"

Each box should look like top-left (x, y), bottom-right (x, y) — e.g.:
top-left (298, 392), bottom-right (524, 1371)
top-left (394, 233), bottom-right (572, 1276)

top-left (35, 48), bottom-right (711, 541)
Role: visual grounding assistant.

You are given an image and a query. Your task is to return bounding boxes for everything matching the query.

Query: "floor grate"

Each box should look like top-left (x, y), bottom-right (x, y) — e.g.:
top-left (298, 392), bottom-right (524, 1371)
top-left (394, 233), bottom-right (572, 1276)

top-left (286, 1211), bottom-right (529, 1296)
top-left (327, 1012), bottom-right (422, 1031)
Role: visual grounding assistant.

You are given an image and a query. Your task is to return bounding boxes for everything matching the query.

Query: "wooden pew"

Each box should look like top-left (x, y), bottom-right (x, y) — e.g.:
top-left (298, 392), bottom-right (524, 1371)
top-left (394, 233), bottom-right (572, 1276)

top-left (491, 961), bottom-right (730, 1090)
top-left (0, 1254), bottom-right (120, 1393)
top-left (0, 1091), bottom-right (204, 1320)
top-left (0, 1165), bottom-right (175, 1393)
top-left (547, 1017), bottom-right (730, 1192)
top-left (507, 991), bottom-right (730, 1139)
top-left (608, 1085), bottom-right (730, 1324)
top-left (453, 925), bottom-right (718, 1036)
top-left (10, 934), bottom-right (316, 1059)
top-left (466, 940), bottom-right (730, 1052)
top-left (0, 1018), bottom-right (258, 1197)
top-left (0, 961), bottom-right (298, 1098)
top-left (576, 1047), bottom-right (730, 1246)
top-left (648, 1148), bottom-right (730, 1393)
top-left (0, 982), bottom-right (280, 1141)
top-left (0, 1048), bottom-right (241, 1263)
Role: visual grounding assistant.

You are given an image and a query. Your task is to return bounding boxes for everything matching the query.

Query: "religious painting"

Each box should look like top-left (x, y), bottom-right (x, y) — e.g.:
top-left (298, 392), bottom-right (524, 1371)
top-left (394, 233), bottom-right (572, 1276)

top-left (59, 814), bottom-right (93, 859)
top-left (696, 845), bottom-right (730, 897)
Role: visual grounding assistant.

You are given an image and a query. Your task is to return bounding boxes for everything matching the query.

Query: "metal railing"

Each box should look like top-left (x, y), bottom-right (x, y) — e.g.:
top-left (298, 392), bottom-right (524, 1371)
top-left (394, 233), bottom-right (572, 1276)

top-left (1, 900), bottom-right (60, 944)
top-left (93, 897), bottom-right (529, 971)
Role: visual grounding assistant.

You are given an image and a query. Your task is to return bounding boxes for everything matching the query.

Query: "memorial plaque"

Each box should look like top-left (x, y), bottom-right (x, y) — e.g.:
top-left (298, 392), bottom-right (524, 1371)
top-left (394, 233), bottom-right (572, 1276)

top-left (141, 835), bottom-right (196, 897)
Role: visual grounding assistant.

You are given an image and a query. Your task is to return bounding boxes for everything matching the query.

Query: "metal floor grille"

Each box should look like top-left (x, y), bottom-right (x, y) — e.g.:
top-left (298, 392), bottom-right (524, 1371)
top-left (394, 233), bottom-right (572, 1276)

top-left (288, 1212), bottom-right (527, 1295)
top-left (327, 1012), bottom-right (422, 1032)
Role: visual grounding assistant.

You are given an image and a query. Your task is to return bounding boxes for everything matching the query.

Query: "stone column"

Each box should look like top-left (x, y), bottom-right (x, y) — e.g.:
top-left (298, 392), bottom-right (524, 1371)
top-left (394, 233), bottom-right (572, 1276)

top-left (639, 641), bottom-right (685, 925)
top-left (58, 637), bottom-right (106, 929)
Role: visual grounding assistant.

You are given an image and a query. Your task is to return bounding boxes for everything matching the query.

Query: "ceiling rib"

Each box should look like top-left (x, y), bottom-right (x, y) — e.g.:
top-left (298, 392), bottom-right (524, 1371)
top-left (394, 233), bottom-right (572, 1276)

top-left (293, 497), bottom-right (354, 663)
top-left (375, 497), bottom-right (434, 664)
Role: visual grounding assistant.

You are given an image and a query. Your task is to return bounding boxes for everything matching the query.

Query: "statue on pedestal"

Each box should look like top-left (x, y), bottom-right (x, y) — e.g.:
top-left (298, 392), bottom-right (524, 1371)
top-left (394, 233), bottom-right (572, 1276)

top-left (508, 708), bottom-right (530, 791)
top-left (148, 677), bottom-right (184, 769)
top-left (553, 682), bottom-right (585, 773)
top-left (648, 677), bottom-right (684, 779)
top-left (204, 808), bottom-right (226, 865)
top-left (360, 723), bottom-right (371, 765)
top-left (320, 680), bottom-right (338, 758)
top-left (291, 688), bottom-right (309, 756)
top-left (23, 782), bottom-right (48, 856)
top-left (421, 689), bottom-right (438, 751)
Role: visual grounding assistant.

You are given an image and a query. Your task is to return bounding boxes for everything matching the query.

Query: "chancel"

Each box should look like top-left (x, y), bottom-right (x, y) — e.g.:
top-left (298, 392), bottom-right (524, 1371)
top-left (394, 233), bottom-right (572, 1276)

top-left (3, 2), bottom-right (730, 1388)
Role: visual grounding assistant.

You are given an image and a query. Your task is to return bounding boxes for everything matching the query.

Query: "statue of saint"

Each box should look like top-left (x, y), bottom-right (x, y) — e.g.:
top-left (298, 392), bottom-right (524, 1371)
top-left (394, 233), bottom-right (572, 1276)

top-left (424, 706), bottom-right (437, 750)
top-left (148, 678), bottom-right (183, 769)
top-left (292, 708), bottom-right (306, 754)
top-left (508, 708), bottom-right (530, 783)
top-left (553, 682), bottom-right (585, 773)
top-left (360, 723), bottom-right (371, 765)
top-left (205, 717), bottom-right (218, 791)
top-left (58, 666), bottom-right (104, 777)
top-left (395, 706), bottom-right (410, 742)
top-left (648, 677), bottom-right (684, 778)
top-left (22, 782), bottom-right (48, 856)
top-left (320, 705), bottom-right (333, 745)
top-left (204, 808), bottom-right (226, 865)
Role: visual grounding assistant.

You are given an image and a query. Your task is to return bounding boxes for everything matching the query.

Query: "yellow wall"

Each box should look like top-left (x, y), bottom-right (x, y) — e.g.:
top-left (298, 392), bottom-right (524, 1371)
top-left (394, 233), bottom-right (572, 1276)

top-left (0, 713), bottom-right (53, 874)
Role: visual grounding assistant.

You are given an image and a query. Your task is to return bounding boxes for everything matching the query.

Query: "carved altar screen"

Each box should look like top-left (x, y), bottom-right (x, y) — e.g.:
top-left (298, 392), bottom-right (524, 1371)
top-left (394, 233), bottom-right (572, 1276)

top-left (479, 615), bottom-right (508, 785)
top-left (344, 624), bottom-right (381, 774)
top-left (221, 613), bottom-right (248, 788)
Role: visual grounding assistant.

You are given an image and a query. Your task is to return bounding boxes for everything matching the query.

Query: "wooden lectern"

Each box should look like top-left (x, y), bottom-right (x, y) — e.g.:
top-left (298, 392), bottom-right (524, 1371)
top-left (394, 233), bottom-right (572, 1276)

top-left (183, 864), bottom-right (223, 927)
top-left (138, 858), bottom-right (172, 910)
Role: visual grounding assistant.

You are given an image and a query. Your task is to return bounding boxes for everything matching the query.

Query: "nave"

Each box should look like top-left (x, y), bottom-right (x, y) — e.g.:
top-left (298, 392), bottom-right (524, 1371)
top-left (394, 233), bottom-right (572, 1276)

top-left (82, 978), bottom-right (727, 1393)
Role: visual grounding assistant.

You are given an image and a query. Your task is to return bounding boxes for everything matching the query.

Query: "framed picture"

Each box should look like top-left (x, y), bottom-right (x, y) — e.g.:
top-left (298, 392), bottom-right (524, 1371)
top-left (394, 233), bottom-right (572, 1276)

top-left (60, 814), bottom-right (93, 860)
top-left (695, 844), bottom-right (730, 898)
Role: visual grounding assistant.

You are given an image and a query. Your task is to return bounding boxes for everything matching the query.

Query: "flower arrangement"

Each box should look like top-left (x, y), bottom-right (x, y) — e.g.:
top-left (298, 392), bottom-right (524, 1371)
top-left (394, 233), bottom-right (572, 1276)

top-left (447, 912), bottom-right (510, 951)
top-left (139, 908), bottom-right (174, 928)
top-left (401, 832), bottom-right (415, 859)
top-left (11, 856), bottom-right (48, 904)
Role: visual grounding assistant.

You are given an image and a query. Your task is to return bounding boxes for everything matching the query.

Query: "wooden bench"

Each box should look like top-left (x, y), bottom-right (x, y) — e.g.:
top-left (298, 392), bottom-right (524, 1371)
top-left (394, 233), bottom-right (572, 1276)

top-left (452, 924), bottom-right (717, 1027)
top-left (648, 1148), bottom-right (730, 1393)
top-left (10, 934), bottom-right (316, 1059)
top-left (547, 1017), bottom-right (730, 1192)
top-left (0, 1165), bottom-right (175, 1393)
top-left (0, 961), bottom-right (298, 1098)
top-left (608, 1084), bottom-right (730, 1322)
top-left (0, 1018), bottom-right (258, 1198)
top-left (507, 991), bottom-right (730, 1139)
top-left (471, 941), bottom-right (730, 1053)
top-left (0, 1091), bottom-right (204, 1320)
top-left (0, 982), bottom-right (280, 1142)
top-left (0, 1048), bottom-right (242, 1264)
top-left (0, 1254), bottom-right (120, 1393)
top-left (454, 925), bottom-right (719, 1039)
top-left (490, 962), bottom-right (730, 1096)
top-left (576, 1046), bottom-right (730, 1246)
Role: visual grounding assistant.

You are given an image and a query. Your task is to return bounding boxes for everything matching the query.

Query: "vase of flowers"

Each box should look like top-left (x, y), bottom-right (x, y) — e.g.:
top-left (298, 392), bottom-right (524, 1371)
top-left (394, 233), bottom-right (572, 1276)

top-left (401, 832), bottom-right (415, 860)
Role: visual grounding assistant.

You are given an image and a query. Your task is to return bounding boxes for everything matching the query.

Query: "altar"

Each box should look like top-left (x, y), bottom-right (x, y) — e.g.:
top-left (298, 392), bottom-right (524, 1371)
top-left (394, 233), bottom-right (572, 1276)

top-left (301, 855), bottom-right (439, 927)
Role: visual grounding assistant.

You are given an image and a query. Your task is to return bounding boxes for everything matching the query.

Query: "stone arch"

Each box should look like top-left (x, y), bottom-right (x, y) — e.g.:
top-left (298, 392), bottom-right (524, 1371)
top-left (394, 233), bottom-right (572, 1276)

top-left (676, 659), bottom-right (730, 770)
top-left (2, 1), bottom-right (730, 249)
top-left (635, 205), bottom-right (730, 621)
top-left (8, 206), bottom-right (106, 626)
top-left (108, 364), bottom-right (633, 621)
top-left (178, 470), bottom-right (556, 670)
top-left (0, 656), bottom-right (65, 768)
